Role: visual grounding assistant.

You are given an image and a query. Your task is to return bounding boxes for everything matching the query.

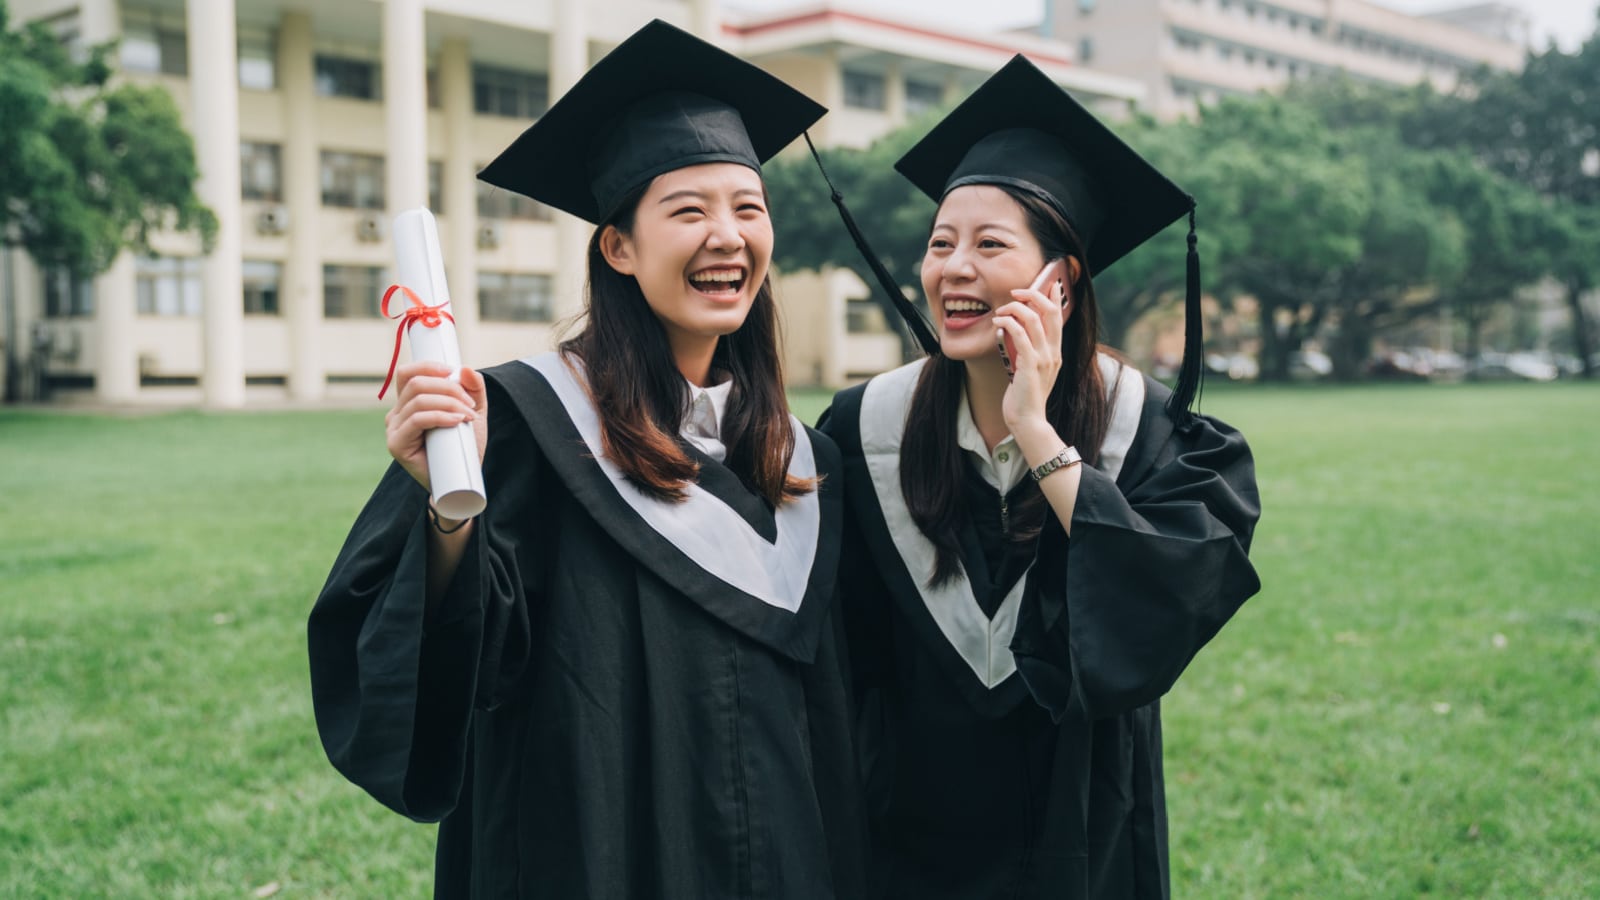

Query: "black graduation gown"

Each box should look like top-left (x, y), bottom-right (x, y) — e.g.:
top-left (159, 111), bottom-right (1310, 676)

top-left (308, 352), bottom-right (867, 899)
top-left (819, 357), bottom-right (1260, 900)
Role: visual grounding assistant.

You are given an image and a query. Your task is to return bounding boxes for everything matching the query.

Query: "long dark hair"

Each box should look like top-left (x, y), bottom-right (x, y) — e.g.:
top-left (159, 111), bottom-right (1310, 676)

top-left (901, 185), bottom-right (1111, 585)
top-left (559, 183), bottom-right (814, 507)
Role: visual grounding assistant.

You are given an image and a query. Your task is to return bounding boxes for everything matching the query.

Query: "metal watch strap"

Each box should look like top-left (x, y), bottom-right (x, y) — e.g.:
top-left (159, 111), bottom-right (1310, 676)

top-left (1030, 445), bottom-right (1082, 482)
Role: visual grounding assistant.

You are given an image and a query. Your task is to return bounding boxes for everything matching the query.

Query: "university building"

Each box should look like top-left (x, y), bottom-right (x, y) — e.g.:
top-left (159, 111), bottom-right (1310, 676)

top-left (4, 0), bottom-right (1143, 407)
top-left (1038, 0), bottom-right (1526, 119)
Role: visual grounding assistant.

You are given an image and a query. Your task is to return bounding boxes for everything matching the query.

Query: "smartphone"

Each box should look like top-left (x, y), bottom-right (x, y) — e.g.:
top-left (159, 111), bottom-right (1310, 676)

top-left (999, 258), bottom-right (1068, 378)
top-left (1029, 258), bottom-right (1068, 303)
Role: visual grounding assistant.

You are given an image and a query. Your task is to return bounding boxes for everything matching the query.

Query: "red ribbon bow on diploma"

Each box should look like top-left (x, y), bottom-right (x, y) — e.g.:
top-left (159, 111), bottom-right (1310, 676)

top-left (377, 284), bottom-right (455, 400)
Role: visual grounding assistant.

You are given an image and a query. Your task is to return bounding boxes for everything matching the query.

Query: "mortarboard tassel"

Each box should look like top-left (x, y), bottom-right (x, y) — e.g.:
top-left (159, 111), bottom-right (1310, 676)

top-left (1166, 208), bottom-right (1203, 429)
top-left (802, 134), bottom-right (940, 356)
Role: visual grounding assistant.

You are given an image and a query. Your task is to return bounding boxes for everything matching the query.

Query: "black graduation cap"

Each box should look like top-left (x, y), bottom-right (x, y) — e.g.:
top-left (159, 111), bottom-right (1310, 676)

top-left (477, 19), bottom-right (825, 225)
top-left (895, 54), bottom-right (1205, 426)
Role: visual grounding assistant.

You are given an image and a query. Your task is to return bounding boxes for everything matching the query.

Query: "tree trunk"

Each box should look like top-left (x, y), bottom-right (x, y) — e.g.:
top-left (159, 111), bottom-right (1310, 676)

top-left (1328, 307), bottom-right (1372, 381)
top-left (1464, 314), bottom-right (1486, 365)
top-left (1257, 300), bottom-right (1293, 382)
top-left (1567, 277), bottom-right (1595, 379)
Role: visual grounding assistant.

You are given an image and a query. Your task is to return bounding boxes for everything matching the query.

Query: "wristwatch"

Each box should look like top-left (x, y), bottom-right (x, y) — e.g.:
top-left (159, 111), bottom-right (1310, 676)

top-left (1030, 445), bottom-right (1082, 482)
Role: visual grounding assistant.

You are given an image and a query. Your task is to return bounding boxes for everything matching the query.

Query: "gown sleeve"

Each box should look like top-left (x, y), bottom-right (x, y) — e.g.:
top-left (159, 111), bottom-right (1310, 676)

top-left (307, 381), bottom-right (543, 822)
top-left (1011, 411), bottom-right (1262, 722)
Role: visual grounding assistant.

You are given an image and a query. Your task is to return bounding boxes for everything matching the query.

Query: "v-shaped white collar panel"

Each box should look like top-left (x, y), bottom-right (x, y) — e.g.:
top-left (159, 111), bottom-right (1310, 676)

top-left (523, 352), bottom-right (820, 614)
top-left (858, 354), bottom-right (1145, 688)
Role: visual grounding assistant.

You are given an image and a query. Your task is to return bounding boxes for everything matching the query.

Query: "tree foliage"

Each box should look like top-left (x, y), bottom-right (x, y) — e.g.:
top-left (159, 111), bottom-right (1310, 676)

top-left (764, 113), bottom-right (940, 358)
top-left (0, 0), bottom-right (215, 275)
top-left (1376, 18), bottom-right (1600, 374)
top-left (1187, 97), bottom-right (1371, 380)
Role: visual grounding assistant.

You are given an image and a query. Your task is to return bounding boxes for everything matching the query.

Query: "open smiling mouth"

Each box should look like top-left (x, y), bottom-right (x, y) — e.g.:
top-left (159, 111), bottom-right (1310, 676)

top-left (944, 298), bottom-right (991, 320)
top-left (688, 267), bottom-right (747, 297)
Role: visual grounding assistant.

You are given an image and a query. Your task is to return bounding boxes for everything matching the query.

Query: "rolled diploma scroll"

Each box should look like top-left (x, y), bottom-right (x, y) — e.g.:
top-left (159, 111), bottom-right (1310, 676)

top-left (392, 207), bottom-right (487, 520)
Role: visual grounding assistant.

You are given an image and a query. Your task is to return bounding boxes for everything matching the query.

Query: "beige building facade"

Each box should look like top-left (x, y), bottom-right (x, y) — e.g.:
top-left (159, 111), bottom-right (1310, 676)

top-left (1039, 0), bottom-right (1526, 120)
top-left (5, 0), bottom-right (1142, 407)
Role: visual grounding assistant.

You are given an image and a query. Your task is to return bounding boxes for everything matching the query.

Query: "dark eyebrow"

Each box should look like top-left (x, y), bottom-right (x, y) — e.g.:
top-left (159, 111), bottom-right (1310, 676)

top-left (658, 190), bottom-right (708, 205)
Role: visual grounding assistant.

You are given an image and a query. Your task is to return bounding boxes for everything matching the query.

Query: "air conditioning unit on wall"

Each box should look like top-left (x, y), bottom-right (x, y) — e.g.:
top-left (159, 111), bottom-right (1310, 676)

top-left (256, 205), bottom-right (289, 235)
top-left (356, 213), bottom-right (386, 243)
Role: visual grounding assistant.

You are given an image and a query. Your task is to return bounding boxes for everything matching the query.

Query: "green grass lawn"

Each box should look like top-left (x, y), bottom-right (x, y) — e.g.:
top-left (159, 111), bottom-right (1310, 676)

top-left (2, 382), bottom-right (1597, 897)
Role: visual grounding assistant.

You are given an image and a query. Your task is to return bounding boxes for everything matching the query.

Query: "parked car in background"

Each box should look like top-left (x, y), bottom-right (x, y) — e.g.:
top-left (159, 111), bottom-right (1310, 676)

top-left (1288, 350), bottom-right (1332, 380)
top-left (1365, 350), bottom-right (1431, 381)
top-left (1467, 352), bottom-right (1559, 381)
top-left (1206, 352), bottom-right (1259, 381)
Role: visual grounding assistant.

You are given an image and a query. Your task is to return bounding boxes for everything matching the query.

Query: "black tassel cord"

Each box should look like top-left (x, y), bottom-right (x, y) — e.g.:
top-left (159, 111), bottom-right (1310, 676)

top-left (1165, 207), bottom-right (1204, 429)
top-left (801, 134), bottom-right (940, 356)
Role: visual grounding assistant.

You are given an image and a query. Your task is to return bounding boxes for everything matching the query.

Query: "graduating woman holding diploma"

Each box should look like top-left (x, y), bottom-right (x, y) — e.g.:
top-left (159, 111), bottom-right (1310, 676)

top-left (308, 22), bottom-right (864, 899)
top-left (820, 57), bottom-right (1261, 899)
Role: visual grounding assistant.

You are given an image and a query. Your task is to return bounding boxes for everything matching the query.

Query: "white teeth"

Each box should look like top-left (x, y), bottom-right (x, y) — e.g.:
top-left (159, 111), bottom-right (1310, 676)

top-left (944, 299), bottom-right (990, 313)
top-left (689, 269), bottom-right (744, 283)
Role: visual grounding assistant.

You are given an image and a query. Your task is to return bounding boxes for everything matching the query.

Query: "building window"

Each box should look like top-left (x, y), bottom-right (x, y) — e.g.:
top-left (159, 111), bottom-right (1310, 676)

top-left (429, 160), bottom-right (444, 214)
top-left (36, 9), bottom-right (85, 63)
top-left (1079, 37), bottom-right (1095, 64)
top-left (478, 272), bottom-right (553, 322)
top-left (43, 269), bottom-right (94, 318)
top-left (843, 70), bottom-right (886, 111)
top-left (1078, 0), bottom-right (1096, 14)
top-left (241, 142), bottom-right (282, 203)
top-left (121, 18), bottom-right (188, 76)
top-left (1174, 31), bottom-right (1203, 52)
top-left (315, 54), bottom-right (381, 100)
top-left (323, 265), bottom-right (387, 318)
top-left (136, 256), bottom-right (202, 317)
top-left (242, 260), bottom-right (282, 315)
top-left (320, 151), bottom-right (385, 209)
top-left (477, 181), bottom-right (553, 221)
top-left (473, 65), bottom-right (549, 118)
top-left (1218, 44), bottom-right (1235, 60)
top-left (905, 79), bottom-right (944, 115)
top-left (846, 298), bottom-right (887, 334)
top-left (238, 31), bottom-right (276, 90)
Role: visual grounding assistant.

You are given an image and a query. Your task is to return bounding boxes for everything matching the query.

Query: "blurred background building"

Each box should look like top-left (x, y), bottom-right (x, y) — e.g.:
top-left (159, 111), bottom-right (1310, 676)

top-left (1035, 0), bottom-right (1525, 119)
top-left (5, 0), bottom-right (1530, 406)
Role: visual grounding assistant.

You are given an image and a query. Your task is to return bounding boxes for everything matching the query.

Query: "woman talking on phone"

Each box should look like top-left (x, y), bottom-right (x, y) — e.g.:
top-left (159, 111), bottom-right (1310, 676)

top-left (820, 58), bottom-right (1262, 898)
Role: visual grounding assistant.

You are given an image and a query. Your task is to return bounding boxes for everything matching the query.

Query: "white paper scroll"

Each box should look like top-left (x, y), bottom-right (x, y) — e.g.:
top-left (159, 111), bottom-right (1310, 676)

top-left (392, 207), bottom-right (487, 520)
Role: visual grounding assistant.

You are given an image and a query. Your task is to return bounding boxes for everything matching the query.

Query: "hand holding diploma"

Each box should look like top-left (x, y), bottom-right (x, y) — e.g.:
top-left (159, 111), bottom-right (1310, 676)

top-left (379, 208), bottom-right (488, 521)
top-left (385, 360), bottom-right (487, 504)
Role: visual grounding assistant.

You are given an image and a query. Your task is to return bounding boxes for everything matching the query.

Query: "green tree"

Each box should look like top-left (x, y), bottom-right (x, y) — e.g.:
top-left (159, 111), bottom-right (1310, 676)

top-left (0, 0), bottom-right (214, 401)
top-left (1187, 97), bottom-right (1370, 381)
top-left (1403, 20), bottom-right (1600, 374)
top-left (1423, 152), bottom-right (1553, 362)
top-left (764, 113), bottom-right (939, 361)
top-left (1321, 139), bottom-right (1470, 379)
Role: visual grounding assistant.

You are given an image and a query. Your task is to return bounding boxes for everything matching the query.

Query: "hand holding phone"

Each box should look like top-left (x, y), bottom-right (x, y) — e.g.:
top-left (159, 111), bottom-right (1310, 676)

top-left (999, 258), bottom-right (1067, 379)
top-left (1029, 258), bottom-right (1068, 304)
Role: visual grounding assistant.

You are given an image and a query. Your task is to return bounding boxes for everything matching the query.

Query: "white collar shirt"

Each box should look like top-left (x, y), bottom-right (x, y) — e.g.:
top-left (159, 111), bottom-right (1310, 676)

top-left (954, 385), bottom-right (1029, 493)
top-left (682, 376), bottom-right (734, 463)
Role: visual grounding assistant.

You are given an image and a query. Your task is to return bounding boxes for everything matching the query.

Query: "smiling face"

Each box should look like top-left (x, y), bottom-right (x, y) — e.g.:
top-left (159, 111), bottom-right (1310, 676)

top-left (600, 163), bottom-right (773, 368)
top-left (921, 184), bottom-right (1052, 363)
